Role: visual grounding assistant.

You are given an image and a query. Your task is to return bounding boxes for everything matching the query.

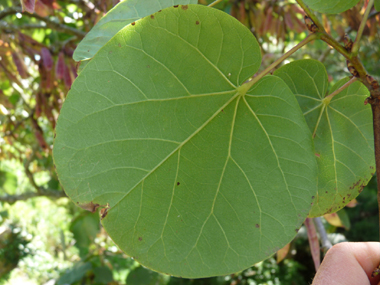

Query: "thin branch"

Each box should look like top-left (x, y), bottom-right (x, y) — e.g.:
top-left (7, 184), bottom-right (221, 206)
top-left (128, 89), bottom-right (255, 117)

top-left (208, 0), bottom-right (223, 7)
top-left (238, 33), bottom-right (318, 93)
top-left (295, 0), bottom-right (325, 32)
top-left (0, 22), bottom-right (49, 31)
top-left (0, 6), bottom-right (18, 20)
top-left (24, 159), bottom-right (43, 194)
top-left (324, 77), bottom-right (357, 101)
top-left (305, 218), bottom-right (321, 271)
top-left (0, 189), bottom-right (66, 204)
top-left (314, 217), bottom-right (332, 253)
top-left (320, 33), bottom-right (351, 59)
top-left (351, 0), bottom-right (375, 56)
top-left (0, 7), bottom-right (85, 38)
top-left (4, 111), bottom-right (34, 137)
top-left (367, 90), bottom-right (380, 241)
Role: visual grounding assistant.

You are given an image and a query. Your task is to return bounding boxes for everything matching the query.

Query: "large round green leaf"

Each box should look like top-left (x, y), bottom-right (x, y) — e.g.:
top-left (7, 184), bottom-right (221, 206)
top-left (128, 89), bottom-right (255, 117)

top-left (274, 59), bottom-right (375, 218)
top-left (73, 0), bottom-right (198, 62)
top-left (303, 0), bottom-right (360, 14)
top-left (54, 5), bottom-right (317, 277)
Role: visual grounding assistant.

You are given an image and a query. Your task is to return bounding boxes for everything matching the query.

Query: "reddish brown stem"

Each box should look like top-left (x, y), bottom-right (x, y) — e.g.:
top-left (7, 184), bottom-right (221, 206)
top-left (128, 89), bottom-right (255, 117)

top-left (368, 94), bottom-right (380, 241)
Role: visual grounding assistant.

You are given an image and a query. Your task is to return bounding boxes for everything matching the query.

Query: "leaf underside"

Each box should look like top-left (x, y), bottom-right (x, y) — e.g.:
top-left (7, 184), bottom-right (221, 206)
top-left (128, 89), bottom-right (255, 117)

top-left (302, 0), bottom-right (361, 14)
top-left (274, 59), bottom-right (375, 218)
top-left (73, 0), bottom-right (198, 62)
top-left (54, 5), bottom-right (317, 277)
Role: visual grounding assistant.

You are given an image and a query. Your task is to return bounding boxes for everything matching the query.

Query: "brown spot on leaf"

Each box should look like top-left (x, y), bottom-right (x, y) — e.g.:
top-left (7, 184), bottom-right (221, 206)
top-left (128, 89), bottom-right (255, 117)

top-left (131, 22), bottom-right (135, 26)
top-left (181, 5), bottom-right (188, 10)
top-left (196, 21), bottom-right (200, 25)
top-left (177, 182), bottom-right (180, 186)
top-left (315, 153), bottom-right (320, 158)
top-left (150, 15), bottom-right (154, 19)
top-left (138, 237), bottom-right (143, 241)
top-left (370, 166), bottom-right (374, 169)
top-left (311, 196), bottom-right (315, 199)
top-left (255, 224), bottom-right (260, 228)
top-left (78, 201), bottom-right (100, 213)
top-left (325, 191), bottom-right (328, 194)
top-left (173, 5), bottom-right (179, 8)
top-left (158, 10), bottom-right (162, 12)
top-left (295, 228), bottom-right (299, 233)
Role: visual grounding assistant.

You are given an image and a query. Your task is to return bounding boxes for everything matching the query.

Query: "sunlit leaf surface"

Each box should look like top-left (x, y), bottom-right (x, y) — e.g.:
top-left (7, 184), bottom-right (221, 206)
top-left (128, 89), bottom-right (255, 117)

top-left (73, 0), bottom-right (197, 61)
top-left (303, 0), bottom-right (360, 14)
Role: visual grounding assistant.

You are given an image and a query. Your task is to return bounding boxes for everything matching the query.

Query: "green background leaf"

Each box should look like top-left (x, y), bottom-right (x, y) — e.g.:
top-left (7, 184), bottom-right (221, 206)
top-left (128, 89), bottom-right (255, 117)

top-left (375, 0), bottom-right (380, 11)
top-left (0, 171), bottom-right (18, 193)
top-left (73, 0), bottom-right (197, 61)
top-left (303, 0), bottom-right (360, 14)
top-left (54, 5), bottom-right (317, 277)
top-left (70, 212), bottom-right (100, 248)
top-left (126, 266), bottom-right (164, 285)
top-left (274, 59), bottom-right (375, 217)
top-left (56, 262), bottom-right (92, 285)
top-left (94, 266), bottom-right (114, 283)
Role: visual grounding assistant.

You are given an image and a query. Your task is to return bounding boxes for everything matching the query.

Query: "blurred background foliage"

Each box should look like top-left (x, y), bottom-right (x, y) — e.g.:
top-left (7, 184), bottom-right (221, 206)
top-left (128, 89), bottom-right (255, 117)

top-left (0, 0), bottom-right (379, 284)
